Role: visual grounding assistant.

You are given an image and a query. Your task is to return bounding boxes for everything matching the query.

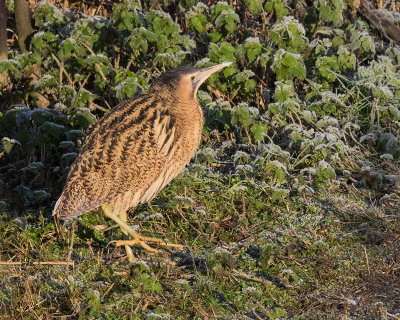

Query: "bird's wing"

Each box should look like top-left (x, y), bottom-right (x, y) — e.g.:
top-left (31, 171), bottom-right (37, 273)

top-left (53, 95), bottom-right (177, 223)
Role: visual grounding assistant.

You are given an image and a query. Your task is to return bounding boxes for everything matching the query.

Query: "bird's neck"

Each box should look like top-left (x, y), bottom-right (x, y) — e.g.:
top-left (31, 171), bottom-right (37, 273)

top-left (159, 93), bottom-right (202, 120)
top-left (174, 100), bottom-right (202, 119)
top-left (172, 100), bottom-right (204, 157)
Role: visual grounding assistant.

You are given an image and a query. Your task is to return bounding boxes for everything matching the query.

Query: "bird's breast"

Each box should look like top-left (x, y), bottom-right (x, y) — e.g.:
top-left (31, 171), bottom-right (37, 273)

top-left (173, 103), bottom-right (203, 162)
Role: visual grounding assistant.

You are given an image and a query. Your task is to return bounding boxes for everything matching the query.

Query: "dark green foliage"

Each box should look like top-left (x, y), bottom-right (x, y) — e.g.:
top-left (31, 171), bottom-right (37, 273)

top-left (113, 3), bottom-right (142, 35)
top-left (241, 37), bottom-right (263, 63)
top-left (0, 106), bottom-right (84, 210)
top-left (209, 2), bottom-right (239, 41)
top-left (232, 104), bottom-right (253, 128)
top-left (204, 100), bottom-right (232, 131)
top-left (34, 2), bottom-right (69, 28)
top-left (31, 31), bottom-right (58, 55)
top-left (0, 60), bottom-right (22, 78)
top-left (265, 0), bottom-right (289, 19)
top-left (70, 107), bottom-right (97, 130)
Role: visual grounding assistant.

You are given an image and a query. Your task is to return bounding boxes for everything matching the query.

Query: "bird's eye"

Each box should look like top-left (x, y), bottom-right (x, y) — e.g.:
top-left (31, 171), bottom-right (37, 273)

top-left (191, 76), bottom-right (195, 81)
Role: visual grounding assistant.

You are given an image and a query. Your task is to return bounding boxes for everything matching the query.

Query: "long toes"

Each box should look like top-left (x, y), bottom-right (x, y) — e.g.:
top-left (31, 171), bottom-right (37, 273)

top-left (115, 239), bottom-right (158, 253)
top-left (115, 239), bottom-right (140, 247)
top-left (138, 241), bottom-right (158, 253)
top-left (137, 236), bottom-right (185, 249)
top-left (145, 239), bottom-right (184, 249)
top-left (125, 245), bottom-right (135, 262)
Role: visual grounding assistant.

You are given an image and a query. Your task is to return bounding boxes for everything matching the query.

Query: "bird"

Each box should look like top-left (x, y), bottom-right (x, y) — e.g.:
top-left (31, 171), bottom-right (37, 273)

top-left (53, 62), bottom-right (232, 261)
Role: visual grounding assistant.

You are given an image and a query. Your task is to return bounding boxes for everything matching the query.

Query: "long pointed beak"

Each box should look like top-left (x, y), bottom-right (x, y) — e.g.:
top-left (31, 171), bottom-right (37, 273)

top-left (192, 62), bottom-right (232, 91)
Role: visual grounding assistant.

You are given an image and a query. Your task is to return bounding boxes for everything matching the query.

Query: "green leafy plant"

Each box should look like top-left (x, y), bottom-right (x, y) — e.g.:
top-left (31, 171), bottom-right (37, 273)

top-left (315, 0), bottom-right (344, 27)
top-left (209, 2), bottom-right (240, 42)
top-left (315, 160), bottom-right (336, 188)
top-left (271, 49), bottom-right (306, 80)
top-left (238, 37), bottom-right (263, 63)
top-left (264, 0), bottom-right (289, 19)
top-left (270, 16), bottom-right (308, 53)
top-left (314, 45), bottom-right (356, 84)
top-left (245, 0), bottom-right (263, 15)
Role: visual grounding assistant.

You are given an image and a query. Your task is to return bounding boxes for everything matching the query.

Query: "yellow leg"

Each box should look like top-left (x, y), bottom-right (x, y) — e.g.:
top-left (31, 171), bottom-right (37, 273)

top-left (119, 211), bottom-right (135, 262)
top-left (101, 205), bottom-right (184, 258)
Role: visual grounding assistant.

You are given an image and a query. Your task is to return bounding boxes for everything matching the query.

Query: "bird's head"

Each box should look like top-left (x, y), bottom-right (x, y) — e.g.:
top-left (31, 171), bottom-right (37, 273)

top-left (150, 62), bottom-right (232, 101)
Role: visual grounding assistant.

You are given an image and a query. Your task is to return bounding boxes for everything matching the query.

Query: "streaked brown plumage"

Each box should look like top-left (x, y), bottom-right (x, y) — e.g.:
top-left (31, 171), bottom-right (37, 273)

top-left (53, 62), bottom-right (231, 260)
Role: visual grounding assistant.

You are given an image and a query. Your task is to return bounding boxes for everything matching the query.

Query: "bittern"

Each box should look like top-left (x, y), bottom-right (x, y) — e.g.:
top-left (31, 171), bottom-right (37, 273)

top-left (53, 62), bottom-right (231, 261)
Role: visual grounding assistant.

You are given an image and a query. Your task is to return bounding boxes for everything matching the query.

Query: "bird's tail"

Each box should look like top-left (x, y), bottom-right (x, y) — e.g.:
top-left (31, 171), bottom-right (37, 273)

top-left (53, 191), bottom-right (97, 227)
top-left (52, 196), bottom-right (69, 227)
top-left (52, 194), bottom-right (78, 227)
top-left (52, 197), bottom-right (62, 217)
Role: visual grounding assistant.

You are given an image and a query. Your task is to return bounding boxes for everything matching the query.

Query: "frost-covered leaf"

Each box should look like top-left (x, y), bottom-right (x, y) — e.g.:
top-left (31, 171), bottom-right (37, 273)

top-left (265, 0), bottom-right (289, 19)
top-left (271, 187), bottom-right (289, 202)
top-left (40, 121), bottom-right (65, 139)
top-left (272, 49), bottom-right (306, 80)
top-left (270, 16), bottom-right (308, 53)
top-left (231, 104), bottom-right (253, 128)
top-left (70, 108), bottom-right (97, 130)
top-left (1, 137), bottom-right (21, 156)
top-left (316, 160), bottom-right (336, 188)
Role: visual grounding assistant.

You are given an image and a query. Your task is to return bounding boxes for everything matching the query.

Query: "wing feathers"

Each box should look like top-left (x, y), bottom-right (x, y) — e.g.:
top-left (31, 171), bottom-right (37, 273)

top-left (154, 109), bottom-right (176, 158)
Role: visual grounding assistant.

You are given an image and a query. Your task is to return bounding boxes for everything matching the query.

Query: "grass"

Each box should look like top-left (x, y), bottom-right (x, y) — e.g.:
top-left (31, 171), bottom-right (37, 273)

top-left (0, 142), bottom-right (399, 319)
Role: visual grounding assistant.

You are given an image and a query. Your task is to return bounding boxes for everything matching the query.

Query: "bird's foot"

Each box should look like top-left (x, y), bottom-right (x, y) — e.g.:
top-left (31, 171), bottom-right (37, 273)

top-left (101, 206), bottom-right (183, 260)
top-left (115, 237), bottom-right (158, 254)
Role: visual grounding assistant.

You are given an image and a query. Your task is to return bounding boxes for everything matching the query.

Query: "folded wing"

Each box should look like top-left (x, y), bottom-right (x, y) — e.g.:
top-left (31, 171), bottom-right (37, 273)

top-left (53, 95), bottom-right (177, 223)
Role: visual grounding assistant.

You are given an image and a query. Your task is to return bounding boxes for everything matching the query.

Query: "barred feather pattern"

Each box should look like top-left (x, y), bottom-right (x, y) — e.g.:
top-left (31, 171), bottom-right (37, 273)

top-left (53, 90), bottom-right (203, 224)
